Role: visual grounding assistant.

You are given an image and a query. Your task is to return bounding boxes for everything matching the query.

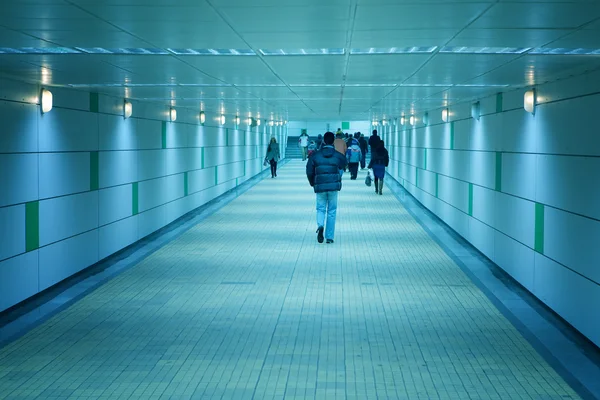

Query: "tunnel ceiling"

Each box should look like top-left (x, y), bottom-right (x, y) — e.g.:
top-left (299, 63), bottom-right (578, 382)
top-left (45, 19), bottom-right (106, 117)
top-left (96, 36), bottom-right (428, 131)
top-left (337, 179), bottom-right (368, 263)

top-left (1, 0), bottom-right (600, 122)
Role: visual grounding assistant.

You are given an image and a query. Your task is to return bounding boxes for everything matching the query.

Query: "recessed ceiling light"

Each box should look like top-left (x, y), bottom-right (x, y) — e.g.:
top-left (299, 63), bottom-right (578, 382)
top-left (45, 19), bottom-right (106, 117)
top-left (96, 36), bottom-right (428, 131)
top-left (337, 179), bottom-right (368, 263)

top-left (440, 46), bottom-right (530, 54)
top-left (350, 47), bottom-right (437, 54)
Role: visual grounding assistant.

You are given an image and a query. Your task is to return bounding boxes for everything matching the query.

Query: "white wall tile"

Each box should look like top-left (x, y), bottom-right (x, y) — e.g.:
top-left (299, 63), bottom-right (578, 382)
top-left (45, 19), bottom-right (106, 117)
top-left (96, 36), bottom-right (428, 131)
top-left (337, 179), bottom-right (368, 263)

top-left (99, 216), bottom-right (138, 260)
top-left (137, 119), bottom-right (162, 149)
top-left (438, 175), bottom-right (469, 214)
top-left (544, 207), bottom-right (600, 284)
top-left (499, 109), bottom-right (538, 153)
top-left (0, 204), bottom-right (25, 261)
top-left (494, 230), bottom-right (535, 291)
top-left (472, 185), bottom-right (495, 227)
top-left (39, 152), bottom-right (90, 199)
top-left (0, 251), bottom-right (38, 312)
top-left (468, 216), bottom-right (495, 260)
top-left (536, 154), bottom-right (600, 220)
top-left (39, 108), bottom-right (99, 152)
top-left (99, 185), bottom-right (132, 226)
top-left (39, 230), bottom-right (99, 290)
top-left (39, 191), bottom-right (99, 246)
top-left (500, 153), bottom-right (536, 201)
top-left (0, 101), bottom-right (38, 153)
top-left (189, 168), bottom-right (216, 194)
top-left (137, 205), bottom-right (165, 239)
top-left (99, 150), bottom-right (138, 188)
top-left (469, 151), bottom-right (496, 189)
top-left (99, 114), bottom-right (137, 151)
top-left (0, 153), bottom-right (38, 207)
top-left (494, 191), bottom-right (535, 248)
top-left (533, 254), bottom-right (600, 348)
top-left (137, 149), bottom-right (165, 181)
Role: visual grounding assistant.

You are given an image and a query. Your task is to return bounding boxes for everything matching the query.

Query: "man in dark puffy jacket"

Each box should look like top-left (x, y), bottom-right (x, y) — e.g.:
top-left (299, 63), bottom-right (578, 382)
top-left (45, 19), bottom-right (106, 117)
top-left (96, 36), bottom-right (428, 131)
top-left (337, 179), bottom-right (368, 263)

top-left (306, 131), bottom-right (347, 244)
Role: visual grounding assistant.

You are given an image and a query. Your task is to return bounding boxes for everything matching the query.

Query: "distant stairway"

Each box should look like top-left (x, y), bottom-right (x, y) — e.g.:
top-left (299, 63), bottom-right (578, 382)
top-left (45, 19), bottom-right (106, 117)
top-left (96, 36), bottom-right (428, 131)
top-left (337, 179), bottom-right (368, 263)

top-left (285, 136), bottom-right (303, 159)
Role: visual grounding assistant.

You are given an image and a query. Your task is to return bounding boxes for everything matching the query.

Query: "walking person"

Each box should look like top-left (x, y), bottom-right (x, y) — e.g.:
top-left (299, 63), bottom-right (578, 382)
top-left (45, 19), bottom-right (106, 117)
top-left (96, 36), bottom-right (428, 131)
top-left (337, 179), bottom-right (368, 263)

top-left (368, 129), bottom-right (380, 153)
top-left (346, 138), bottom-right (362, 180)
top-left (333, 132), bottom-right (348, 175)
top-left (265, 137), bottom-right (280, 178)
top-left (358, 133), bottom-right (368, 170)
top-left (298, 131), bottom-right (309, 161)
top-left (306, 132), bottom-right (347, 244)
top-left (316, 133), bottom-right (323, 150)
top-left (368, 140), bottom-right (389, 195)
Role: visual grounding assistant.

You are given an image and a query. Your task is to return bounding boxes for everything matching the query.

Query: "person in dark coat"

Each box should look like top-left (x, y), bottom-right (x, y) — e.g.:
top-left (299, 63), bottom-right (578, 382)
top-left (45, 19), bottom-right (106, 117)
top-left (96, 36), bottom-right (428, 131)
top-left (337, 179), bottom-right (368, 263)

top-left (306, 131), bottom-right (348, 244)
top-left (368, 129), bottom-right (380, 152)
top-left (316, 134), bottom-right (323, 150)
top-left (368, 140), bottom-right (389, 195)
top-left (358, 133), bottom-right (368, 170)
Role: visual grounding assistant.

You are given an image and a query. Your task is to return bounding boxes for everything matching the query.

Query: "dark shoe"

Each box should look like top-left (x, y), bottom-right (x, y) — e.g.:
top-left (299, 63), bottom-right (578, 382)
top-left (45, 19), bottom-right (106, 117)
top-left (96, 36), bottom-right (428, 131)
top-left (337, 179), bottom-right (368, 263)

top-left (317, 226), bottom-right (324, 243)
top-left (326, 239), bottom-right (334, 244)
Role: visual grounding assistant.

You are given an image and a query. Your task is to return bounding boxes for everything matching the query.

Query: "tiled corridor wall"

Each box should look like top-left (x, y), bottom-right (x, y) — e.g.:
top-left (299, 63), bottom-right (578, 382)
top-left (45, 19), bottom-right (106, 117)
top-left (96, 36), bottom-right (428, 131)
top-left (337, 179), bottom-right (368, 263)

top-left (381, 69), bottom-right (600, 348)
top-left (288, 120), bottom-right (371, 137)
top-left (0, 78), bottom-right (287, 312)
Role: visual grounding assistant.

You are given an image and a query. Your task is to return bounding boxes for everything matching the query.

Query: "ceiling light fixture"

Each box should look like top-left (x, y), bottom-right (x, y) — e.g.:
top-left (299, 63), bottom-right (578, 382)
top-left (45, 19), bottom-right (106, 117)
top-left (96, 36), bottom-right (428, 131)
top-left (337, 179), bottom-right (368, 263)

top-left (124, 100), bottom-right (132, 119)
top-left (41, 89), bottom-right (53, 113)
top-left (235, 115), bottom-right (240, 125)
top-left (441, 108), bottom-right (449, 123)
top-left (170, 108), bottom-right (177, 122)
top-left (409, 116), bottom-right (415, 126)
top-left (400, 116), bottom-right (405, 125)
top-left (257, 118), bottom-right (261, 126)
top-left (524, 89), bottom-right (536, 114)
top-left (423, 112), bottom-right (429, 126)
top-left (220, 114), bottom-right (226, 125)
top-left (200, 110), bottom-right (206, 124)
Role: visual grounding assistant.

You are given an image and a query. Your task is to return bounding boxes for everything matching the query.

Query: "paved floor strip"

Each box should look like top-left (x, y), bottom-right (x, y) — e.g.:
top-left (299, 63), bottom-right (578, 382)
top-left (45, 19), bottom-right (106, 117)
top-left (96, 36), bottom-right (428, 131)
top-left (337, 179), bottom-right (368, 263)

top-left (0, 160), bottom-right (582, 399)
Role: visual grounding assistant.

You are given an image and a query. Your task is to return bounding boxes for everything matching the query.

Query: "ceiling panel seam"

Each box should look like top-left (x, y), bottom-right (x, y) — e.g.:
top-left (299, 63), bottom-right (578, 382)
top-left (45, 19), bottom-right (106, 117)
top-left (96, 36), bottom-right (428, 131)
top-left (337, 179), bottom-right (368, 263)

top-left (365, 0), bottom-right (500, 117)
top-left (204, 0), bottom-right (316, 118)
top-left (62, 0), bottom-right (275, 112)
top-left (338, 1), bottom-right (359, 116)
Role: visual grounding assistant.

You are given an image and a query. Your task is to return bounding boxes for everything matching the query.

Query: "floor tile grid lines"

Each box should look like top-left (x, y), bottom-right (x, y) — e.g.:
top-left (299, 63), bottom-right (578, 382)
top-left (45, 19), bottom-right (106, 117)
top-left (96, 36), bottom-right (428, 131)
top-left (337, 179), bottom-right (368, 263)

top-left (0, 160), bottom-right (584, 400)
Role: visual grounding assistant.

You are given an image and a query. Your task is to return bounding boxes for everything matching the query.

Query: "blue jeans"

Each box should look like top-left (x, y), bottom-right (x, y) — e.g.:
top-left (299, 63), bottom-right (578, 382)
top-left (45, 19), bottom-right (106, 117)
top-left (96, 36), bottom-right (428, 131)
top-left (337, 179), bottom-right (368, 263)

top-left (316, 191), bottom-right (338, 240)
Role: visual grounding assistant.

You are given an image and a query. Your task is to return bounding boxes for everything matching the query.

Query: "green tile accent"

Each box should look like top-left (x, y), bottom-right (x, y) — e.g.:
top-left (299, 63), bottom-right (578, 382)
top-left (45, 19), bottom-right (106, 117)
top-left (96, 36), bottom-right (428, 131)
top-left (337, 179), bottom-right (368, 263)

top-left (450, 122), bottom-right (455, 150)
top-left (243, 160), bottom-right (246, 176)
top-left (342, 121), bottom-right (350, 130)
top-left (435, 174), bottom-right (439, 198)
top-left (132, 182), bottom-right (138, 215)
top-left (201, 148), bottom-right (205, 169)
top-left (495, 152), bottom-right (503, 192)
top-left (236, 178), bottom-right (239, 186)
top-left (226, 128), bottom-right (229, 147)
top-left (535, 203), bottom-right (545, 254)
top-left (90, 151), bottom-right (99, 191)
top-left (25, 201), bottom-right (39, 252)
top-left (496, 92), bottom-right (503, 113)
top-left (215, 166), bottom-right (218, 186)
top-left (184, 172), bottom-right (189, 196)
top-left (468, 183), bottom-right (474, 216)
top-left (415, 168), bottom-right (419, 188)
top-left (89, 93), bottom-right (99, 113)
top-left (161, 121), bottom-right (167, 149)
top-left (423, 148), bottom-right (427, 170)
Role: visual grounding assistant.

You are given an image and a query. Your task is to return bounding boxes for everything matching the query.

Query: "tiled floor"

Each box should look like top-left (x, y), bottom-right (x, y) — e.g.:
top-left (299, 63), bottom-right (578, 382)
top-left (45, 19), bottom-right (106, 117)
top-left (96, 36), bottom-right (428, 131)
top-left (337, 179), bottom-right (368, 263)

top-left (0, 160), bottom-right (586, 399)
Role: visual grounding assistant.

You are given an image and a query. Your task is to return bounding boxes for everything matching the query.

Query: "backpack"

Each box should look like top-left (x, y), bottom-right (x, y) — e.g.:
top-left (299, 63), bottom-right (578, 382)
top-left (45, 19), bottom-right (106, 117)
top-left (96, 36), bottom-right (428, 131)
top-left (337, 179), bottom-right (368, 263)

top-left (347, 145), bottom-right (361, 163)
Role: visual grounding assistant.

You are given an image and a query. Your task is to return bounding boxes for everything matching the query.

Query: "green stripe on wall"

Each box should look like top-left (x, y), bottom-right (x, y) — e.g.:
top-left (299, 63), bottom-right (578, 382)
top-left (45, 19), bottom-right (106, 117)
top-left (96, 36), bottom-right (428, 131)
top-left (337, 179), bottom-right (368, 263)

top-left (215, 166), bottom-right (218, 186)
top-left (423, 148), bottom-right (427, 170)
top-left (468, 183), bottom-right (474, 216)
top-left (161, 121), bottom-right (167, 149)
top-left (25, 201), bottom-right (39, 252)
top-left (132, 182), bottom-right (139, 215)
top-left (342, 121), bottom-right (350, 130)
top-left (90, 93), bottom-right (99, 113)
top-left (184, 172), bottom-right (189, 196)
top-left (90, 151), bottom-right (99, 191)
top-left (435, 174), bottom-right (439, 197)
top-left (535, 203), bottom-right (545, 254)
top-left (243, 160), bottom-right (247, 176)
top-left (201, 148), bottom-right (205, 169)
top-left (226, 128), bottom-right (229, 147)
top-left (496, 92), bottom-right (503, 113)
top-left (450, 122), bottom-right (455, 150)
top-left (495, 152), bottom-right (503, 192)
